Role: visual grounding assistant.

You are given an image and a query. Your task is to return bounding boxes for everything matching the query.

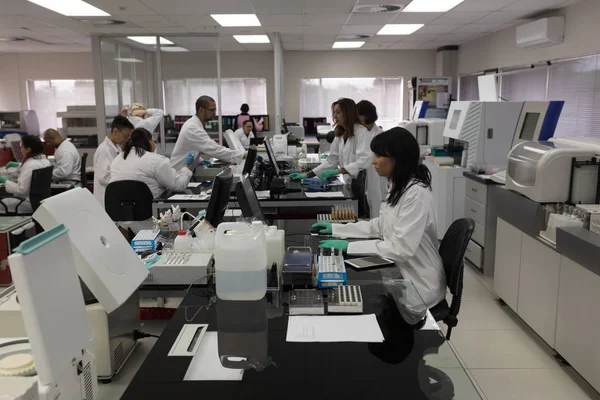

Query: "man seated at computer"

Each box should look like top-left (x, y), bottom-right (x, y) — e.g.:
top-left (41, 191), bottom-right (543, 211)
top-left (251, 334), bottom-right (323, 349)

top-left (170, 95), bottom-right (247, 170)
top-left (234, 120), bottom-right (255, 150)
top-left (43, 128), bottom-right (81, 183)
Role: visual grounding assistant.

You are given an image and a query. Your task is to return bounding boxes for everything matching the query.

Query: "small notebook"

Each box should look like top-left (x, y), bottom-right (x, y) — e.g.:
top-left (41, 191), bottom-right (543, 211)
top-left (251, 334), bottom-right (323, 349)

top-left (345, 256), bottom-right (395, 270)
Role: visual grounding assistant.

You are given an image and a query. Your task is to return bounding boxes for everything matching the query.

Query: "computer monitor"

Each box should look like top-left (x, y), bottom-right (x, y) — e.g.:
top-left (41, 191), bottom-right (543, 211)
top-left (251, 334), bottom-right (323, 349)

top-left (205, 167), bottom-right (233, 228)
top-left (235, 176), bottom-right (265, 223)
top-left (243, 146), bottom-right (257, 175)
top-left (264, 138), bottom-right (280, 176)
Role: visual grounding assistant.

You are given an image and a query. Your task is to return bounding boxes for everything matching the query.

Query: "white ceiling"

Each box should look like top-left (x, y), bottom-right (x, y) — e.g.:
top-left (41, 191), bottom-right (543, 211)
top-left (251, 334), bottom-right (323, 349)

top-left (0, 0), bottom-right (580, 52)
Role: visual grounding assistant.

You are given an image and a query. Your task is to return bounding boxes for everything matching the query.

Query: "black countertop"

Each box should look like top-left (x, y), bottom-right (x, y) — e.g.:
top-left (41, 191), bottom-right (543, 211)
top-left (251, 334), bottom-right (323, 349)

top-left (556, 227), bottom-right (600, 278)
top-left (462, 171), bottom-right (498, 185)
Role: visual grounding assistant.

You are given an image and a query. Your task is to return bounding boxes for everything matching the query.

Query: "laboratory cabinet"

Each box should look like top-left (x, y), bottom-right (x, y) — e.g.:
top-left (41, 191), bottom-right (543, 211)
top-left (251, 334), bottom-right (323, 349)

top-left (493, 218), bottom-right (523, 311)
top-left (424, 160), bottom-right (465, 239)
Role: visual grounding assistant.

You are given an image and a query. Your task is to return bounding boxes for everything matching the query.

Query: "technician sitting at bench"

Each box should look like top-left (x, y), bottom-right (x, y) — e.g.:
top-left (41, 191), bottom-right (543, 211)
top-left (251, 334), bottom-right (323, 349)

top-left (109, 128), bottom-right (195, 198)
top-left (43, 128), bottom-right (81, 183)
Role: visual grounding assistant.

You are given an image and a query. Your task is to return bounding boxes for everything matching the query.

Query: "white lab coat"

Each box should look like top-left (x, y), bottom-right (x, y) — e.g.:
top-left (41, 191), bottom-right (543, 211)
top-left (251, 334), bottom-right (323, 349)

top-left (364, 124), bottom-right (388, 217)
top-left (93, 136), bottom-right (120, 208)
top-left (110, 148), bottom-right (192, 199)
top-left (332, 182), bottom-right (446, 308)
top-left (170, 115), bottom-right (244, 170)
top-left (128, 108), bottom-right (164, 132)
top-left (234, 128), bottom-right (255, 150)
top-left (312, 124), bottom-right (372, 182)
top-left (52, 139), bottom-right (81, 182)
top-left (2, 155), bottom-right (51, 213)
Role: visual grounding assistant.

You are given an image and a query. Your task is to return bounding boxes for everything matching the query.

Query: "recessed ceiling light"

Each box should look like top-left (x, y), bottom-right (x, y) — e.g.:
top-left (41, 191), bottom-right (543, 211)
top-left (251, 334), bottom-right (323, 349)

top-left (211, 14), bottom-right (261, 27)
top-left (114, 58), bottom-right (143, 63)
top-left (160, 46), bottom-right (189, 52)
top-left (127, 36), bottom-right (173, 45)
top-left (403, 0), bottom-right (465, 13)
top-left (233, 35), bottom-right (270, 44)
top-left (332, 41), bottom-right (365, 49)
top-left (27, 0), bottom-right (109, 17)
top-left (377, 24), bottom-right (424, 35)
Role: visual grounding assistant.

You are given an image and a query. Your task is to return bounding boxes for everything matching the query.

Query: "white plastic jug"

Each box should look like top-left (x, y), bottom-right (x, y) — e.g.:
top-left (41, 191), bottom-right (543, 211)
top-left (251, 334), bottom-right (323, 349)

top-left (215, 221), bottom-right (267, 301)
top-left (265, 226), bottom-right (285, 273)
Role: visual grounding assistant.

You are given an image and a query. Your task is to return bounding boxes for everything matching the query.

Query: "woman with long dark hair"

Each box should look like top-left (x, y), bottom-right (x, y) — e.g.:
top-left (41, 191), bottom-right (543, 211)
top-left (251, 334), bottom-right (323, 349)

top-left (312, 127), bottom-right (446, 307)
top-left (290, 98), bottom-right (372, 183)
top-left (0, 135), bottom-right (51, 213)
top-left (109, 128), bottom-right (195, 198)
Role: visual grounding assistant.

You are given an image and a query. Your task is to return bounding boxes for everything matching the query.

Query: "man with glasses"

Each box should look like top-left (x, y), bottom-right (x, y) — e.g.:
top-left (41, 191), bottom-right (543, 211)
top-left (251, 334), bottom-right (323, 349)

top-left (170, 95), bottom-right (246, 170)
top-left (93, 115), bottom-right (134, 208)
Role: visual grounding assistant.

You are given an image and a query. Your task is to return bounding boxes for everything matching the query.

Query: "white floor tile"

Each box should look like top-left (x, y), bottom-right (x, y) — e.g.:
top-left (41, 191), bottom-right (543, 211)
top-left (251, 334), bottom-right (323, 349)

top-left (424, 341), bottom-right (463, 368)
top-left (462, 277), bottom-right (496, 301)
top-left (471, 368), bottom-right (597, 400)
top-left (454, 299), bottom-right (523, 331)
top-left (439, 368), bottom-right (485, 400)
top-left (451, 329), bottom-right (559, 369)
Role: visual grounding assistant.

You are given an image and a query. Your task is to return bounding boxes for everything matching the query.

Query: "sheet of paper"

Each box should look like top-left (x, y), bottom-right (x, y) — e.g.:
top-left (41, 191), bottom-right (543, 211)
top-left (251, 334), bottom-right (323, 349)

top-left (187, 182), bottom-right (202, 188)
top-left (168, 194), bottom-right (209, 201)
top-left (184, 332), bottom-right (244, 381)
top-left (255, 190), bottom-right (270, 199)
top-left (286, 314), bottom-right (384, 343)
top-left (304, 191), bottom-right (345, 199)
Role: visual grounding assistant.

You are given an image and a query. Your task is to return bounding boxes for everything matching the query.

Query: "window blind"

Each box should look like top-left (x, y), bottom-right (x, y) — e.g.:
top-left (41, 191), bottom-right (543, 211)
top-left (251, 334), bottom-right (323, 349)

top-left (458, 75), bottom-right (479, 101)
top-left (501, 68), bottom-right (547, 102)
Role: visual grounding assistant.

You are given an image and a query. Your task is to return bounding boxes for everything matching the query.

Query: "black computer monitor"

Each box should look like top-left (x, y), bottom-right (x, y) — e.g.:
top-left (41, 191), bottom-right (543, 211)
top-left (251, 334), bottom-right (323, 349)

top-left (242, 146), bottom-right (257, 176)
top-left (205, 167), bottom-right (233, 227)
top-left (235, 175), bottom-right (265, 222)
top-left (264, 138), bottom-right (280, 176)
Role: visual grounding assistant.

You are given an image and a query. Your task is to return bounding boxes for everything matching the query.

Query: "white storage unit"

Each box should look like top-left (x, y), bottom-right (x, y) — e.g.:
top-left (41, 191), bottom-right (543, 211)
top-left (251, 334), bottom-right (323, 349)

top-left (493, 218), bottom-right (523, 311)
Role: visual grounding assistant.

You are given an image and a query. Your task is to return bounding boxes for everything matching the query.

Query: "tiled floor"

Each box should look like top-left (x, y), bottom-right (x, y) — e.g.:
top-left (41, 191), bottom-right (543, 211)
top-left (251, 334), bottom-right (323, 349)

top-left (446, 264), bottom-right (600, 400)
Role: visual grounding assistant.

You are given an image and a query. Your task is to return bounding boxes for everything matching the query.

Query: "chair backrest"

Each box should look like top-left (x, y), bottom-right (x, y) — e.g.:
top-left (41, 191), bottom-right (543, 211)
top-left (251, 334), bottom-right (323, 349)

top-left (80, 153), bottom-right (88, 188)
top-left (29, 166), bottom-right (54, 212)
top-left (351, 169), bottom-right (369, 219)
top-left (105, 180), bottom-right (153, 221)
top-left (438, 218), bottom-right (475, 297)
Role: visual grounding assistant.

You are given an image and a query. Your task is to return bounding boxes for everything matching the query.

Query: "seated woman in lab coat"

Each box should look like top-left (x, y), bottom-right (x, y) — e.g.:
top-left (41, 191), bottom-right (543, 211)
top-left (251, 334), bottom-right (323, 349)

top-left (0, 135), bottom-right (51, 214)
top-left (312, 128), bottom-right (446, 308)
top-left (290, 98), bottom-right (372, 183)
top-left (109, 128), bottom-right (195, 198)
top-left (234, 120), bottom-right (255, 150)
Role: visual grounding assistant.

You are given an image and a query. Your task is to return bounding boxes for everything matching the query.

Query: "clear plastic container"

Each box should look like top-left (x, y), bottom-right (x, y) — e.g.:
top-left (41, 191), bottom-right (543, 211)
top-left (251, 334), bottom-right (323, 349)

top-left (215, 221), bottom-right (267, 301)
top-left (265, 226), bottom-right (285, 273)
top-left (173, 230), bottom-right (193, 251)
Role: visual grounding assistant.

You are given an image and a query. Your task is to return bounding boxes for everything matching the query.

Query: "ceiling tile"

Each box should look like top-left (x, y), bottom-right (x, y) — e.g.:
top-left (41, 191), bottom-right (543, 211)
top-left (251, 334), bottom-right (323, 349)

top-left (152, 27), bottom-right (190, 34)
top-left (453, 0), bottom-right (518, 12)
top-left (87, 0), bottom-right (158, 16)
top-left (250, 0), bottom-right (305, 14)
top-left (304, 13), bottom-right (350, 26)
top-left (123, 15), bottom-right (179, 27)
top-left (100, 26), bottom-right (150, 34)
top-left (443, 31), bottom-right (482, 40)
top-left (396, 33), bottom-right (441, 42)
top-left (257, 14), bottom-right (304, 26)
top-left (303, 43), bottom-right (334, 50)
top-left (387, 42), bottom-right (423, 50)
top-left (416, 24), bottom-right (462, 34)
top-left (302, 25), bottom-right (343, 36)
top-left (264, 25), bottom-right (303, 34)
top-left (360, 42), bottom-right (392, 50)
top-left (339, 25), bottom-right (382, 35)
top-left (281, 34), bottom-right (303, 43)
top-left (282, 43), bottom-right (303, 50)
top-left (502, 0), bottom-right (566, 11)
top-left (170, 15), bottom-right (219, 28)
top-left (139, 0), bottom-right (254, 15)
top-left (241, 43), bottom-right (273, 51)
top-left (370, 35), bottom-right (411, 43)
top-left (345, 12), bottom-right (398, 25)
top-left (304, 0), bottom-right (357, 14)
top-left (452, 23), bottom-right (505, 33)
top-left (390, 12), bottom-right (445, 24)
top-left (474, 10), bottom-right (534, 24)
top-left (430, 11), bottom-right (490, 24)
top-left (302, 33), bottom-right (339, 43)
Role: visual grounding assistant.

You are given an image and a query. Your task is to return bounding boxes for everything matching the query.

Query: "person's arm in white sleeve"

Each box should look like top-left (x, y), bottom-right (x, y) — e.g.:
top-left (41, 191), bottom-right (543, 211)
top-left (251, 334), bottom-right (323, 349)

top-left (332, 216), bottom-right (382, 239)
top-left (140, 109), bottom-right (164, 132)
top-left (345, 187), bottom-right (428, 262)
top-left (343, 130), bottom-right (372, 178)
top-left (5, 166), bottom-right (32, 197)
top-left (186, 126), bottom-right (244, 164)
top-left (312, 137), bottom-right (339, 176)
top-left (52, 150), bottom-right (75, 181)
top-left (155, 158), bottom-right (192, 193)
top-left (96, 151), bottom-right (113, 187)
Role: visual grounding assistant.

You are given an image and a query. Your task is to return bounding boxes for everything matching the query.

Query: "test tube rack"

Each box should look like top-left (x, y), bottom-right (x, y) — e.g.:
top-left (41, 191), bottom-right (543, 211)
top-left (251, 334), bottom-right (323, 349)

top-left (289, 289), bottom-right (325, 315)
top-left (317, 254), bottom-right (347, 288)
top-left (317, 204), bottom-right (357, 223)
top-left (328, 285), bottom-right (363, 314)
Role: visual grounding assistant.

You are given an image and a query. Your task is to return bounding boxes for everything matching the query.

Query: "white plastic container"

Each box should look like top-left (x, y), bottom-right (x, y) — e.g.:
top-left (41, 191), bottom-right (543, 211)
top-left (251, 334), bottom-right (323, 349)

top-left (174, 230), bottom-right (193, 251)
top-left (265, 226), bottom-right (285, 273)
top-left (215, 221), bottom-right (267, 300)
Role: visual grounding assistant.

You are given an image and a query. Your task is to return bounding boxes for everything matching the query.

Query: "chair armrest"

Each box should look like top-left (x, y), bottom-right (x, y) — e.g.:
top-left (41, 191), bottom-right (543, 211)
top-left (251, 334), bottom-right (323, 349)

top-left (0, 196), bottom-right (25, 214)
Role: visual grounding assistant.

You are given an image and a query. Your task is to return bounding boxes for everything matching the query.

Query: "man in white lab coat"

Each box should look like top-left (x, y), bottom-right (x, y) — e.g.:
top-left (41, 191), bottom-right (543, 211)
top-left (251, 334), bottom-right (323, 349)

top-left (170, 96), bottom-right (246, 170)
top-left (93, 116), bottom-right (134, 208)
top-left (43, 128), bottom-right (81, 183)
top-left (125, 103), bottom-right (164, 132)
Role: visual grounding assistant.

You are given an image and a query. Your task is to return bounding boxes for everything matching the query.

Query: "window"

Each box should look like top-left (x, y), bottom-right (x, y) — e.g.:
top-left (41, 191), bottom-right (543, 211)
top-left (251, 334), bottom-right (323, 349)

top-left (458, 75), bottom-right (479, 101)
top-left (27, 80), bottom-right (96, 132)
top-left (501, 67), bottom-right (547, 102)
top-left (299, 77), bottom-right (403, 130)
top-left (163, 78), bottom-right (268, 117)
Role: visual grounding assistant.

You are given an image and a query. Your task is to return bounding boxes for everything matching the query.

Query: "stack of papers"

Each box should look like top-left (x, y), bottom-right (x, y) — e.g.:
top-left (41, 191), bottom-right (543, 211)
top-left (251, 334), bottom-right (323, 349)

top-left (286, 314), bottom-right (384, 343)
top-left (304, 192), bottom-right (345, 199)
top-left (187, 182), bottom-right (203, 188)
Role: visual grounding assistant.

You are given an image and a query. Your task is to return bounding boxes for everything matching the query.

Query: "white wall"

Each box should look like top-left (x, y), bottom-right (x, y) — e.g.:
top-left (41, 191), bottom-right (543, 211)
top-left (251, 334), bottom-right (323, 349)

top-left (458, 0), bottom-right (600, 74)
top-left (284, 50), bottom-right (437, 122)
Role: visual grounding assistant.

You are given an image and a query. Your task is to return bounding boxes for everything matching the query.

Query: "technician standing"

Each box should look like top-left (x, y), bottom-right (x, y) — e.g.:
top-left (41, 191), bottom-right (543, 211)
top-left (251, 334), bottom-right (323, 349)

top-left (125, 103), bottom-right (164, 132)
top-left (93, 116), bottom-right (134, 207)
top-left (43, 128), bottom-right (81, 183)
top-left (170, 96), bottom-right (246, 170)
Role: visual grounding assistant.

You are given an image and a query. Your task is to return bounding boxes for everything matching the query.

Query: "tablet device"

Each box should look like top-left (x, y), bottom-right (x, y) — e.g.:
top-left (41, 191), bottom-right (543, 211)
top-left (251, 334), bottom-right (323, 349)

top-left (345, 256), bottom-right (395, 270)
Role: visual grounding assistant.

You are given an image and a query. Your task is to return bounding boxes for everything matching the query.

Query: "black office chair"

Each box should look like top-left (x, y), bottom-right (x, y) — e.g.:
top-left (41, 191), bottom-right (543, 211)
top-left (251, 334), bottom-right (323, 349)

top-left (80, 153), bottom-right (88, 189)
top-left (0, 166), bottom-right (54, 215)
top-left (351, 169), bottom-right (369, 219)
top-left (105, 180), bottom-right (153, 222)
top-left (430, 218), bottom-right (475, 340)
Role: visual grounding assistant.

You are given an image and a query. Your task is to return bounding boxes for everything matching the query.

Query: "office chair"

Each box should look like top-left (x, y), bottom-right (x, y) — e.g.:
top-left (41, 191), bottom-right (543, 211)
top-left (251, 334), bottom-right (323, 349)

top-left (0, 166), bottom-right (54, 215)
top-left (105, 180), bottom-right (153, 222)
top-left (351, 170), bottom-right (369, 219)
top-left (430, 218), bottom-right (475, 340)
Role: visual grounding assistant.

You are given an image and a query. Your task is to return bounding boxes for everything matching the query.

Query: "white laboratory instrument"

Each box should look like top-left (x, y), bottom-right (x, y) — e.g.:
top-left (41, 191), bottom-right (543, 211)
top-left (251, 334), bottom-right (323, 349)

top-left (5, 224), bottom-right (98, 400)
top-left (506, 141), bottom-right (597, 203)
top-left (411, 101), bottom-right (429, 120)
top-left (144, 252), bottom-right (213, 285)
top-left (271, 134), bottom-right (288, 156)
top-left (224, 129), bottom-right (245, 154)
top-left (511, 101), bottom-right (564, 148)
top-left (400, 118), bottom-right (446, 154)
top-left (287, 125), bottom-right (305, 140)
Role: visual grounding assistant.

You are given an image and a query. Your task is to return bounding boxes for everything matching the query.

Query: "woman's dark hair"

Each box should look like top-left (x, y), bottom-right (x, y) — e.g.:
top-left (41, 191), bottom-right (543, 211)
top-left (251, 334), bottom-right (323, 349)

top-left (240, 103), bottom-right (249, 114)
top-left (243, 119), bottom-right (253, 127)
top-left (357, 100), bottom-right (378, 126)
top-left (371, 127), bottom-right (432, 207)
top-left (21, 135), bottom-right (45, 163)
top-left (332, 98), bottom-right (359, 139)
top-left (123, 128), bottom-right (153, 160)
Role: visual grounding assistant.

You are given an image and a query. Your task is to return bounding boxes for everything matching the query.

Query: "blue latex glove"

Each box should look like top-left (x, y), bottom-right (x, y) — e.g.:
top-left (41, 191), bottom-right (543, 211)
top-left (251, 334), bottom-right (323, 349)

top-left (199, 160), bottom-right (213, 167)
top-left (318, 239), bottom-right (349, 253)
top-left (311, 222), bottom-right (332, 235)
top-left (319, 169), bottom-right (339, 180)
top-left (0, 176), bottom-right (8, 184)
top-left (289, 173), bottom-right (307, 181)
top-left (183, 152), bottom-right (195, 166)
top-left (5, 162), bottom-right (19, 169)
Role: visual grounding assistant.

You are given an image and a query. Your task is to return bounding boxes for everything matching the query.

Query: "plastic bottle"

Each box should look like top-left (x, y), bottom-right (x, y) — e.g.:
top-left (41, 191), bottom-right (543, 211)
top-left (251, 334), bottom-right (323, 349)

top-left (265, 226), bottom-right (285, 274)
top-left (173, 230), bottom-right (193, 251)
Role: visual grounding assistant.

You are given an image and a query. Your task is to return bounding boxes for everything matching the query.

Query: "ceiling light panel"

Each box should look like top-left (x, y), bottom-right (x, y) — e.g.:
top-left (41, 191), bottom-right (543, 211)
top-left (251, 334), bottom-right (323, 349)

top-left (114, 58), bottom-right (143, 63)
top-left (332, 41), bottom-right (365, 49)
top-left (27, 0), bottom-right (109, 17)
top-left (377, 24), bottom-right (424, 35)
top-left (127, 36), bottom-right (173, 45)
top-left (403, 0), bottom-right (466, 13)
top-left (211, 14), bottom-right (261, 27)
top-left (159, 46), bottom-right (190, 52)
top-left (233, 35), bottom-right (270, 43)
